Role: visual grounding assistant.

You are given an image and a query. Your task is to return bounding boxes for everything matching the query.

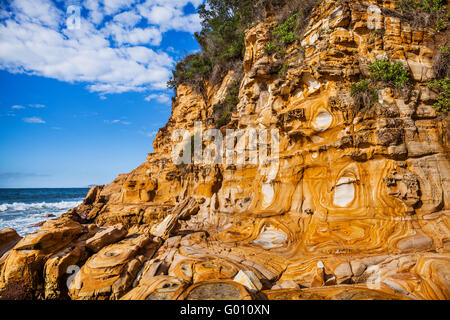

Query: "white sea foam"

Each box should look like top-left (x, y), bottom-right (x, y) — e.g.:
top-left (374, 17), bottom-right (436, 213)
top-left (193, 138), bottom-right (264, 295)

top-left (0, 200), bottom-right (81, 212)
top-left (0, 200), bottom-right (82, 236)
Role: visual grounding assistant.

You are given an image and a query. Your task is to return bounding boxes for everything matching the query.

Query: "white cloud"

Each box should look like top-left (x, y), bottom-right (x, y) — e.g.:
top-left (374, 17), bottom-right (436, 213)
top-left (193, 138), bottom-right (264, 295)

top-left (104, 119), bottom-right (132, 125)
top-left (103, 0), bottom-right (137, 15)
top-left (11, 105), bottom-right (25, 109)
top-left (84, 0), bottom-right (104, 25)
top-left (113, 10), bottom-right (141, 26)
top-left (0, 0), bottom-right (205, 95)
top-left (0, 16), bottom-right (173, 94)
top-left (0, 11), bottom-right (11, 20)
top-left (11, 0), bottom-right (63, 29)
top-left (103, 22), bottom-right (162, 46)
top-left (23, 117), bottom-right (46, 124)
top-left (141, 5), bottom-right (174, 25)
top-left (145, 93), bottom-right (171, 103)
top-left (137, 1), bottom-right (202, 33)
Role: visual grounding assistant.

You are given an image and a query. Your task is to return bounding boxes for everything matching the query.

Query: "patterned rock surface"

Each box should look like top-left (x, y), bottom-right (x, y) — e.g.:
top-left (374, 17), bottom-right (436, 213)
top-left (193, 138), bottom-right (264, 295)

top-left (0, 0), bottom-right (449, 300)
top-left (0, 229), bottom-right (21, 259)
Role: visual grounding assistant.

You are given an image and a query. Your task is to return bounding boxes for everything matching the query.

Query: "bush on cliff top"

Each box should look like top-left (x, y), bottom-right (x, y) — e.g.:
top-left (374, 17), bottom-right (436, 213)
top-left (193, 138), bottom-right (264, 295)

top-left (168, 0), bottom-right (319, 90)
top-left (167, 54), bottom-right (212, 89)
top-left (263, 1), bottom-right (318, 80)
top-left (168, 0), bottom-right (260, 90)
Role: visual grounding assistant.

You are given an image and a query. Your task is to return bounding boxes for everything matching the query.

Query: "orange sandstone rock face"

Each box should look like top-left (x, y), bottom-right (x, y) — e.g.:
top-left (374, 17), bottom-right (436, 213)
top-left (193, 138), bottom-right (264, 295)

top-left (0, 218), bottom-right (86, 299)
top-left (68, 234), bottom-right (160, 300)
top-left (0, 229), bottom-right (21, 259)
top-left (0, 0), bottom-right (449, 300)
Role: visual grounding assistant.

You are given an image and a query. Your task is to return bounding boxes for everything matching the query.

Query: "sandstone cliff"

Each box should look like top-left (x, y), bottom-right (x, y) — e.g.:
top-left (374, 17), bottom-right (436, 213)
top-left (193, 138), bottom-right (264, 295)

top-left (0, 0), bottom-right (449, 300)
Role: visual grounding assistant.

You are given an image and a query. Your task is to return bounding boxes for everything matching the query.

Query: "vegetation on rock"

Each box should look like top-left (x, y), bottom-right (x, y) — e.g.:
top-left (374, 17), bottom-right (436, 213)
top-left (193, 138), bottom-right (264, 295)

top-left (351, 79), bottom-right (379, 111)
top-left (167, 54), bottom-right (211, 89)
top-left (168, 0), bottom-right (319, 128)
top-left (351, 59), bottom-right (410, 111)
top-left (168, 0), bottom-right (262, 89)
top-left (368, 58), bottom-right (411, 89)
top-left (428, 78), bottom-right (450, 113)
top-left (433, 45), bottom-right (450, 79)
top-left (263, 1), bottom-right (318, 80)
top-left (396, 0), bottom-right (448, 31)
top-left (429, 45), bottom-right (450, 114)
top-left (213, 79), bottom-right (241, 128)
top-left (397, 0), bottom-right (447, 15)
top-left (168, 0), bottom-right (318, 89)
top-left (264, 12), bottom-right (300, 56)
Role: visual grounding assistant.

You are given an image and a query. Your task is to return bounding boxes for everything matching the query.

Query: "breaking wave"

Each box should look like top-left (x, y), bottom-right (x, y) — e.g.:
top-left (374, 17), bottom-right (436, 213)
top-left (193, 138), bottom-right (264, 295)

top-left (0, 200), bottom-right (81, 213)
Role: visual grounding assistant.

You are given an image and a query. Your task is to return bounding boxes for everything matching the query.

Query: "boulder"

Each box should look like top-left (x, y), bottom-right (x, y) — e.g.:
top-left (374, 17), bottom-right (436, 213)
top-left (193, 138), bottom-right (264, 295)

top-left (68, 234), bottom-right (161, 300)
top-left (0, 218), bottom-right (85, 299)
top-left (44, 245), bottom-right (88, 299)
top-left (85, 224), bottom-right (127, 252)
top-left (0, 228), bottom-right (21, 258)
top-left (150, 198), bottom-right (199, 238)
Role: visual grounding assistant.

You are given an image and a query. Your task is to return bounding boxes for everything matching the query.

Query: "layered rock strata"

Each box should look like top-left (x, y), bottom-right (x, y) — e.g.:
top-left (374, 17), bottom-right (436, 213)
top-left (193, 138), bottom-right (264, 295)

top-left (0, 0), bottom-right (449, 300)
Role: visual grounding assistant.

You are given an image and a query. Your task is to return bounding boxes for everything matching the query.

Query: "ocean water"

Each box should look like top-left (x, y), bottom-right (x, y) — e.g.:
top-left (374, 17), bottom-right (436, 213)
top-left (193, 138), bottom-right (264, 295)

top-left (0, 188), bottom-right (89, 236)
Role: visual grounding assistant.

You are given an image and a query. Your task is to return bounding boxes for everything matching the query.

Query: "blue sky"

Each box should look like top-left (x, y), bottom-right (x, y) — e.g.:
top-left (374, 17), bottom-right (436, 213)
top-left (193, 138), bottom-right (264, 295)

top-left (0, 0), bottom-right (202, 188)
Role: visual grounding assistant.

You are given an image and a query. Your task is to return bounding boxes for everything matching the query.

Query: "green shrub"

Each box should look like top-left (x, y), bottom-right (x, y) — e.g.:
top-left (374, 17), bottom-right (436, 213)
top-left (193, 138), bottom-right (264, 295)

top-left (350, 79), bottom-right (379, 111)
top-left (351, 80), bottom-right (374, 97)
top-left (428, 78), bottom-right (450, 113)
top-left (264, 42), bottom-right (280, 56)
top-left (397, 0), bottom-right (446, 14)
top-left (215, 110), bottom-right (232, 128)
top-left (278, 62), bottom-right (289, 76)
top-left (418, 0), bottom-right (446, 13)
top-left (167, 54), bottom-right (211, 89)
top-left (168, 0), bottom-right (320, 89)
top-left (435, 17), bottom-right (447, 32)
top-left (263, 15), bottom-right (298, 58)
top-left (368, 58), bottom-right (410, 88)
top-left (263, 9), bottom-right (315, 78)
top-left (265, 12), bottom-right (301, 58)
top-left (396, 0), bottom-right (448, 29)
top-left (440, 45), bottom-right (450, 54)
top-left (273, 13), bottom-right (299, 46)
top-left (350, 59), bottom-right (410, 111)
top-left (168, 0), bottom-right (259, 88)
